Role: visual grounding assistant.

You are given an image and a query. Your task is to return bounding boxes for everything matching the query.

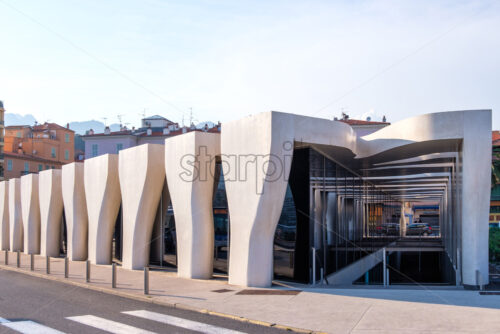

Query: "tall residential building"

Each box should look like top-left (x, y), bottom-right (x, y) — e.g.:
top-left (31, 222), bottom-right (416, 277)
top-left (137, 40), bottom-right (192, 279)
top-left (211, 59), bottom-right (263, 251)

top-left (3, 122), bottom-right (75, 180)
top-left (0, 101), bottom-right (4, 181)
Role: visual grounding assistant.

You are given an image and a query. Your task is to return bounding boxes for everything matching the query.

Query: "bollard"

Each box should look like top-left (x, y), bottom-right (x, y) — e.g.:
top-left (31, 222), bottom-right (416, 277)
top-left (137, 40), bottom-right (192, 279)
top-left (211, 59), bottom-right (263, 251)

top-left (46, 256), bottom-right (50, 274)
top-left (311, 247), bottom-right (316, 286)
top-left (382, 248), bottom-right (387, 287)
top-left (30, 254), bottom-right (34, 271)
top-left (64, 257), bottom-right (69, 278)
top-left (16, 250), bottom-right (20, 268)
top-left (144, 266), bottom-right (149, 295)
top-left (5, 250), bottom-right (8, 265)
top-left (86, 260), bottom-right (90, 283)
top-left (112, 263), bottom-right (116, 288)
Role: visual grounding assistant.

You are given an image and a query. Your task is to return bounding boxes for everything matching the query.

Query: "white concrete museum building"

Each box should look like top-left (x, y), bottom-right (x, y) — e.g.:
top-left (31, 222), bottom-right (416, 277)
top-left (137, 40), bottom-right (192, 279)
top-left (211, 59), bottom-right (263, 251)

top-left (0, 109), bottom-right (492, 289)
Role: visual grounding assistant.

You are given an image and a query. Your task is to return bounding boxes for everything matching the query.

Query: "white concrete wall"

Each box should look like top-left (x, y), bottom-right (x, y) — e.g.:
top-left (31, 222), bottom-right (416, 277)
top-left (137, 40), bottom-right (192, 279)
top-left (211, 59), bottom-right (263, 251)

top-left (85, 154), bottom-right (121, 265)
top-left (165, 132), bottom-right (220, 279)
top-left (222, 112), bottom-right (294, 287)
top-left (8, 178), bottom-right (23, 252)
top-left (0, 181), bottom-right (9, 250)
top-left (119, 144), bottom-right (165, 270)
top-left (62, 162), bottom-right (88, 261)
top-left (21, 174), bottom-right (40, 254)
top-left (461, 110), bottom-right (491, 287)
top-left (39, 169), bottom-right (63, 257)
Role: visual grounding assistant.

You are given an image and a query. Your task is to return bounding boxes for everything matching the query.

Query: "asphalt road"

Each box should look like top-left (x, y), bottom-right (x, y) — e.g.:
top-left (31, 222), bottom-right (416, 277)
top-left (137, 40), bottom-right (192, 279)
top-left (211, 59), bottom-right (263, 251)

top-left (0, 269), bottom-right (287, 334)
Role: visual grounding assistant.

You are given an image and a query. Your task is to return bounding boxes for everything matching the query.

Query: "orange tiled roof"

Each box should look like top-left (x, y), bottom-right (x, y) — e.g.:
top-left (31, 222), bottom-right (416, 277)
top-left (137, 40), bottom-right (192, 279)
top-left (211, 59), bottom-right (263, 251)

top-left (3, 152), bottom-right (64, 164)
top-left (32, 122), bottom-right (74, 132)
top-left (493, 130), bottom-right (500, 145)
top-left (338, 119), bottom-right (389, 126)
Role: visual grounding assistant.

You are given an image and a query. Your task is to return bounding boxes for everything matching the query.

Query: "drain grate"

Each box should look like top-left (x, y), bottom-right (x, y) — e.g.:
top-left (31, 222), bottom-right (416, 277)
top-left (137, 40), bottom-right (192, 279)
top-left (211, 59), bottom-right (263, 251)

top-left (236, 289), bottom-right (301, 295)
top-left (479, 291), bottom-right (500, 295)
top-left (212, 289), bottom-right (234, 293)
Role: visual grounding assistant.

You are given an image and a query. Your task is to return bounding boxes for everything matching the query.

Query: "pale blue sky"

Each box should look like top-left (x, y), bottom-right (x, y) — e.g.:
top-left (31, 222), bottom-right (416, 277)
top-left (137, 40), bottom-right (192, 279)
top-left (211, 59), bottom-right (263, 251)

top-left (0, 0), bottom-right (499, 129)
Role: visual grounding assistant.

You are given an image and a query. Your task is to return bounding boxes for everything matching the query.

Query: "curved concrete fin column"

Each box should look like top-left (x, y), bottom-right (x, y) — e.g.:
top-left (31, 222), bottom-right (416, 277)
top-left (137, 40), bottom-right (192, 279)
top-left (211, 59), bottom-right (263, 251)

top-left (0, 181), bottom-right (9, 250)
top-left (39, 169), bottom-right (63, 257)
top-left (85, 154), bottom-right (121, 265)
top-left (461, 111), bottom-right (491, 287)
top-left (21, 174), bottom-right (40, 254)
top-left (222, 112), bottom-right (294, 287)
top-left (119, 144), bottom-right (165, 270)
top-left (62, 162), bottom-right (88, 261)
top-left (165, 132), bottom-right (220, 279)
top-left (8, 178), bottom-right (23, 252)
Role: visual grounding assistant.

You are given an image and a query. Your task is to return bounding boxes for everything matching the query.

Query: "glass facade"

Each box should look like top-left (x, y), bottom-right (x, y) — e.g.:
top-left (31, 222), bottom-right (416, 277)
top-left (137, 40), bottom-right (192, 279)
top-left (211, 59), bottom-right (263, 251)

top-left (148, 147), bottom-right (442, 284)
top-left (270, 148), bottom-right (401, 282)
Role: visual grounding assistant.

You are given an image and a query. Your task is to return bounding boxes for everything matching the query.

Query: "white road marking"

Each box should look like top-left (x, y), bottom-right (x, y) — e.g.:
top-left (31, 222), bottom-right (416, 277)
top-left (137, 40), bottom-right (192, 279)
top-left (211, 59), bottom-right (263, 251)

top-left (0, 317), bottom-right (10, 324)
top-left (66, 315), bottom-right (155, 334)
top-left (2, 320), bottom-right (65, 334)
top-left (123, 310), bottom-right (247, 334)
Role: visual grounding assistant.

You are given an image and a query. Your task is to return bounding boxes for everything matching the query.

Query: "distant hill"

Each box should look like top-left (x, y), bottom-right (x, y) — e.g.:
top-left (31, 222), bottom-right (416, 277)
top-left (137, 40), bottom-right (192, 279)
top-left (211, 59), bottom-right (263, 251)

top-left (4, 113), bottom-right (37, 126)
top-left (4, 113), bottom-right (123, 134)
top-left (196, 121), bottom-right (216, 129)
top-left (68, 120), bottom-right (121, 135)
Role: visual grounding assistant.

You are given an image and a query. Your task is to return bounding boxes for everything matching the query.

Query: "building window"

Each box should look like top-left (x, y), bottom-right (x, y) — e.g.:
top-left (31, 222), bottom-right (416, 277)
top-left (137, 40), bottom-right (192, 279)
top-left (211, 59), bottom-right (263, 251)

top-left (51, 147), bottom-right (56, 158)
top-left (64, 149), bottom-right (69, 160)
top-left (16, 132), bottom-right (21, 138)
top-left (24, 162), bottom-right (29, 172)
top-left (45, 165), bottom-right (49, 170)
top-left (38, 164), bottom-right (43, 172)
top-left (92, 144), bottom-right (98, 157)
top-left (7, 160), bottom-right (12, 171)
top-left (51, 166), bottom-right (55, 169)
top-left (116, 143), bottom-right (123, 153)
top-left (65, 133), bottom-right (70, 143)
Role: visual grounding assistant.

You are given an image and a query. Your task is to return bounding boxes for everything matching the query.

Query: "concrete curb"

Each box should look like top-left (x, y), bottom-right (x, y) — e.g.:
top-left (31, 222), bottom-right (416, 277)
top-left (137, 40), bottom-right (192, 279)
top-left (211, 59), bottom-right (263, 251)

top-left (0, 263), bottom-right (326, 334)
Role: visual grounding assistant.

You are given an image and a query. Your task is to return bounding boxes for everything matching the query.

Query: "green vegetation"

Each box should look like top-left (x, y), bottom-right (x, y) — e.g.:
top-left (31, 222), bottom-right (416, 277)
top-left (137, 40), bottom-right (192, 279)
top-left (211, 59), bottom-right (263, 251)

top-left (490, 228), bottom-right (500, 263)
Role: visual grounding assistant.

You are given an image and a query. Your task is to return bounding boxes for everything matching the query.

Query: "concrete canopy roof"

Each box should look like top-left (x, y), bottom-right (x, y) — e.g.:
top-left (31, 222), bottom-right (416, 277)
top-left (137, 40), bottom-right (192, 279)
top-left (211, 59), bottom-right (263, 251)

top-left (275, 110), bottom-right (489, 203)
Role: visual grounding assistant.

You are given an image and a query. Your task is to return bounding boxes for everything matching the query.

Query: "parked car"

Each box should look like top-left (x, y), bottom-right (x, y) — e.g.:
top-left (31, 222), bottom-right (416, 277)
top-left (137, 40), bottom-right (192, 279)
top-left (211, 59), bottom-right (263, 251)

top-left (375, 223), bottom-right (400, 236)
top-left (406, 223), bottom-right (433, 236)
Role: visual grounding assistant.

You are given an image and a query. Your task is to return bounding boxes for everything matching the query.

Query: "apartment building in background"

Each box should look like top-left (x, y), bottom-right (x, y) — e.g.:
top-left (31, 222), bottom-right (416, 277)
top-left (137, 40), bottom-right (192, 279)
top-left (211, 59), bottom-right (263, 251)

top-left (0, 101), bottom-right (4, 181)
top-left (82, 115), bottom-right (220, 159)
top-left (2, 122), bottom-right (75, 180)
top-left (337, 114), bottom-right (390, 136)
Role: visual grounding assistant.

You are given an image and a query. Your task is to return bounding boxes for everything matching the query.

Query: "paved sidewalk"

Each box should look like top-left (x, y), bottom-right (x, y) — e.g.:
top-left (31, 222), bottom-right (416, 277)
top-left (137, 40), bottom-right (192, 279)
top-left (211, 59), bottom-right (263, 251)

top-left (1, 251), bottom-right (500, 334)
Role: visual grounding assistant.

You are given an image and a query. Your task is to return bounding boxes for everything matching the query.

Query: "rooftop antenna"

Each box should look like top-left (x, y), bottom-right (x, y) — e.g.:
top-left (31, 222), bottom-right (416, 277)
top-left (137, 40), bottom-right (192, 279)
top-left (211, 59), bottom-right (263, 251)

top-left (138, 109), bottom-right (147, 128)
top-left (189, 107), bottom-right (193, 125)
top-left (117, 114), bottom-right (124, 125)
top-left (102, 117), bottom-right (108, 126)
